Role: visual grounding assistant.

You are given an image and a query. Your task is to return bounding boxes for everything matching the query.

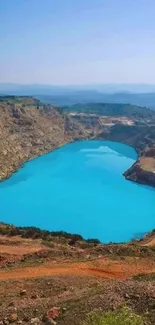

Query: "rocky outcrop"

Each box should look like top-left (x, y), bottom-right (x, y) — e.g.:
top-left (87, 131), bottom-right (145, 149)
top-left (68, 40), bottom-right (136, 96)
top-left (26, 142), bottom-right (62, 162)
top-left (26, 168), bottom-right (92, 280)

top-left (124, 159), bottom-right (155, 187)
top-left (123, 143), bottom-right (155, 187)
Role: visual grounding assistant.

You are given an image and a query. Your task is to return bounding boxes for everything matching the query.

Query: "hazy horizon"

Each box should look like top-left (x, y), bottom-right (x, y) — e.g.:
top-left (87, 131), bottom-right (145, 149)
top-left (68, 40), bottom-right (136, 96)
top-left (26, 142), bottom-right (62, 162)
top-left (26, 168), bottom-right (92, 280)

top-left (1, 0), bottom-right (155, 85)
top-left (1, 82), bottom-right (155, 95)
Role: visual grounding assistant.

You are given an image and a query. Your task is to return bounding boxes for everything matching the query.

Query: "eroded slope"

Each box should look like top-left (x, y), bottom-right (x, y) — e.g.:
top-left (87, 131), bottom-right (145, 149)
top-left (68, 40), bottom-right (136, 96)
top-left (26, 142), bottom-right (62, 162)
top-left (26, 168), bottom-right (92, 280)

top-left (0, 96), bottom-right (87, 180)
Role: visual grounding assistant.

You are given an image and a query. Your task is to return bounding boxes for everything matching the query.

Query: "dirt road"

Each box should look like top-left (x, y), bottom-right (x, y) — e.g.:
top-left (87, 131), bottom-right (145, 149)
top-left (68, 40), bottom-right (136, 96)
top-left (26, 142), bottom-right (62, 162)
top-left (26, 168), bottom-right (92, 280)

top-left (1, 258), bottom-right (155, 281)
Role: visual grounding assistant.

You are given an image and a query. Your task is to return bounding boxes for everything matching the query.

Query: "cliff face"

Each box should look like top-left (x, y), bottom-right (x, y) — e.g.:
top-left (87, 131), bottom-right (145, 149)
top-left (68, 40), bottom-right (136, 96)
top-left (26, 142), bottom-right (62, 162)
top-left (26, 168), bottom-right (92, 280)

top-left (0, 97), bottom-right (87, 180)
top-left (124, 148), bottom-right (155, 187)
top-left (124, 160), bottom-right (155, 187)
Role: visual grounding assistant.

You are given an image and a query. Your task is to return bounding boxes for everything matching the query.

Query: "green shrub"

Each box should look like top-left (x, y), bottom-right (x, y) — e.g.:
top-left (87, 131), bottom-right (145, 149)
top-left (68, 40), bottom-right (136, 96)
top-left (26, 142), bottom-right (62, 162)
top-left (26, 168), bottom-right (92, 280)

top-left (82, 307), bottom-right (144, 325)
top-left (86, 238), bottom-right (100, 244)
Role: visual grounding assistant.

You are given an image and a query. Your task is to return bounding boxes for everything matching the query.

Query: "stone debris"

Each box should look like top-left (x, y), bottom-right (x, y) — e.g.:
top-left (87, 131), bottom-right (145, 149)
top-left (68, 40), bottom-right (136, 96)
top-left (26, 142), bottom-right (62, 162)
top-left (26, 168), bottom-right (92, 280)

top-left (30, 318), bottom-right (40, 325)
top-left (20, 290), bottom-right (27, 296)
top-left (8, 313), bottom-right (18, 323)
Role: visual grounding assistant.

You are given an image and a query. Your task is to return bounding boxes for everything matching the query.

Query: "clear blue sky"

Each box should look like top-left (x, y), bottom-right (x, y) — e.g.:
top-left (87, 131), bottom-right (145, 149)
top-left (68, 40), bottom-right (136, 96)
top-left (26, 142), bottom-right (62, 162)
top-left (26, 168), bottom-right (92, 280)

top-left (1, 0), bottom-right (155, 85)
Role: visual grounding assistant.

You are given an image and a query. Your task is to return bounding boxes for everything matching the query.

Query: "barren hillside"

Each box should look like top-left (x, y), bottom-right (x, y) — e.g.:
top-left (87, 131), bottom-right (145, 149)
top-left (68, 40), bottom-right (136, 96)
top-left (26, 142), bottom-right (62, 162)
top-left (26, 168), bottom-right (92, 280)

top-left (0, 96), bottom-right (87, 180)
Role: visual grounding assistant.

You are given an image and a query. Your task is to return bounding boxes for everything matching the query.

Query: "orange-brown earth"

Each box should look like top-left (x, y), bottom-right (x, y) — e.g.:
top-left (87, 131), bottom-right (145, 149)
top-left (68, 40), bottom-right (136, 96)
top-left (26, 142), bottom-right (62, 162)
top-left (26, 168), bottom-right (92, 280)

top-left (1, 229), bottom-right (155, 324)
top-left (1, 257), bottom-right (155, 281)
top-left (1, 232), bottom-right (155, 280)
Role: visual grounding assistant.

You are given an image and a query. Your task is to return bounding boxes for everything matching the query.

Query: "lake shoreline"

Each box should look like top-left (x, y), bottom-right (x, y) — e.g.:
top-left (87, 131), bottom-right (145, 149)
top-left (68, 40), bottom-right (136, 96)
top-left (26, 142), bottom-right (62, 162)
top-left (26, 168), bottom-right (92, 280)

top-left (0, 221), bottom-right (154, 246)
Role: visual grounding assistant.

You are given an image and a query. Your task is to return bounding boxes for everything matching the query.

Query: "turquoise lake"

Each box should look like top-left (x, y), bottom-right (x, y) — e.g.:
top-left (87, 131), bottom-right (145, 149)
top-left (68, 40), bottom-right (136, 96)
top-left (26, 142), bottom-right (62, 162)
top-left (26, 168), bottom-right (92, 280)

top-left (1, 140), bottom-right (155, 243)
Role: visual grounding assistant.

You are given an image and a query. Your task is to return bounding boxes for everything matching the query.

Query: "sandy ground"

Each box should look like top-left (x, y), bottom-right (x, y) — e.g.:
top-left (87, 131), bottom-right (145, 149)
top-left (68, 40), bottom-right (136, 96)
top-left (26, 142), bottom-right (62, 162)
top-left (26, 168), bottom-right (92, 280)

top-left (140, 157), bottom-right (155, 172)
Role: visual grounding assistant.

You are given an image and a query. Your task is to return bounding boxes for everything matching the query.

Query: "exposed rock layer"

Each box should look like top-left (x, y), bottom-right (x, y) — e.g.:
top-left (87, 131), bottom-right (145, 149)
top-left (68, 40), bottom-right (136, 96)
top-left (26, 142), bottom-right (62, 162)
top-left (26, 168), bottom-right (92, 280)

top-left (124, 160), bottom-right (155, 187)
top-left (0, 96), bottom-right (87, 180)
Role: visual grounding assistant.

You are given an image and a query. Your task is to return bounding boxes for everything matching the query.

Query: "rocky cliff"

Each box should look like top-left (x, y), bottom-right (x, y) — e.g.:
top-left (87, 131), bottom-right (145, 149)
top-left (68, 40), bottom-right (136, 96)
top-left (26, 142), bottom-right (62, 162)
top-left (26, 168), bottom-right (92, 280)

top-left (0, 96), bottom-right (87, 180)
top-left (124, 150), bottom-right (155, 187)
top-left (124, 163), bottom-right (155, 187)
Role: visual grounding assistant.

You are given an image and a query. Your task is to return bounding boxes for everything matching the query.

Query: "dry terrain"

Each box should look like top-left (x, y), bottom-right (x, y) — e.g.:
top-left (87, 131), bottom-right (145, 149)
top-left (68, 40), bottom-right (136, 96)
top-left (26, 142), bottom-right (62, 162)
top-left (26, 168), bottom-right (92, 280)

top-left (0, 97), bottom-right (87, 181)
top-left (1, 225), bottom-right (155, 324)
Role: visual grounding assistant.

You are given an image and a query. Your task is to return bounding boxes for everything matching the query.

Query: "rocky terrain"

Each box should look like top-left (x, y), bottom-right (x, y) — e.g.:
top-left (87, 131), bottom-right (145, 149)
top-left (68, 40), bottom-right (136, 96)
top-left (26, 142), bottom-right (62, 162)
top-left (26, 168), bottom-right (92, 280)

top-left (0, 96), bottom-right (87, 181)
top-left (1, 223), bottom-right (155, 324)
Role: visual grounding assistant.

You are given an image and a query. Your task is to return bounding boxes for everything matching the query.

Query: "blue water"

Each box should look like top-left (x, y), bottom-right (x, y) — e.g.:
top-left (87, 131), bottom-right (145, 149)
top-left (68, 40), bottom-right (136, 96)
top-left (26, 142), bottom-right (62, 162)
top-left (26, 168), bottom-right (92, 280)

top-left (0, 140), bottom-right (155, 243)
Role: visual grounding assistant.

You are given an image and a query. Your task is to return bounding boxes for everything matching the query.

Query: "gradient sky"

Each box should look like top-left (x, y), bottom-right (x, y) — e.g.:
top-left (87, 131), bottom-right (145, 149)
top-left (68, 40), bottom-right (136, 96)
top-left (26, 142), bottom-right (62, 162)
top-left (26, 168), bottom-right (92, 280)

top-left (1, 0), bottom-right (155, 85)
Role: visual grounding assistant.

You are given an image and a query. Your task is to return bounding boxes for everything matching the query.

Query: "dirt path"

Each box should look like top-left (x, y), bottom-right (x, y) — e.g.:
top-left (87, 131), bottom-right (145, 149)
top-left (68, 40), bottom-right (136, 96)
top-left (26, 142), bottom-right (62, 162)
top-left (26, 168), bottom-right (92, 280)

top-left (0, 265), bottom-right (125, 281)
top-left (1, 259), bottom-right (155, 281)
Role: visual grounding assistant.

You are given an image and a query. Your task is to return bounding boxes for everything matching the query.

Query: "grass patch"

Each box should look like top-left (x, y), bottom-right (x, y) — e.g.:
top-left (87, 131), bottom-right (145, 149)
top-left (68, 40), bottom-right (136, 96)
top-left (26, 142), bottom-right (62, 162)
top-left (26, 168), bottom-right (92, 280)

top-left (82, 306), bottom-right (145, 325)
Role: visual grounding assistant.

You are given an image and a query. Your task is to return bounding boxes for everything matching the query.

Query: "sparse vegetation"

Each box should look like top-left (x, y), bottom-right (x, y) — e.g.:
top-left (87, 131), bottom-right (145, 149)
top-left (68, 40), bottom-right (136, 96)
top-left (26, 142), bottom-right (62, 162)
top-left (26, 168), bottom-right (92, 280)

top-left (0, 223), bottom-right (101, 244)
top-left (63, 103), bottom-right (155, 119)
top-left (82, 307), bottom-right (144, 325)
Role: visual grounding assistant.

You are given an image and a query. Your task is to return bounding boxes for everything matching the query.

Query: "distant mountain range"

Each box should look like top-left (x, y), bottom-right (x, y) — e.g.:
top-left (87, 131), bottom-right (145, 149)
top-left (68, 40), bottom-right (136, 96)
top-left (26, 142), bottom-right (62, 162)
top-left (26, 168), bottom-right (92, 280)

top-left (0, 83), bottom-right (155, 110)
top-left (36, 92), bottom-right (155, 110)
